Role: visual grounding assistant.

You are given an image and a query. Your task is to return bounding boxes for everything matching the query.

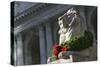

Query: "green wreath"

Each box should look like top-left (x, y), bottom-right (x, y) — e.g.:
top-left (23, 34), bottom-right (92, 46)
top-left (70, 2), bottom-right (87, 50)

top-left (62, 30), bottom-right (93, 51)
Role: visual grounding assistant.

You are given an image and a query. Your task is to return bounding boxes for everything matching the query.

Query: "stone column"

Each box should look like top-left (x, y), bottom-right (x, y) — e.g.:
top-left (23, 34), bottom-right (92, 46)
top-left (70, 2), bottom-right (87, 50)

top-left (14, 36), bottom-right (17, 66)
top-left (39, 25), bottom-right (46, 64)
top-left (16, 33), bottom-right (24, 65)
top-left (45, 22), bottom-right (53, 58)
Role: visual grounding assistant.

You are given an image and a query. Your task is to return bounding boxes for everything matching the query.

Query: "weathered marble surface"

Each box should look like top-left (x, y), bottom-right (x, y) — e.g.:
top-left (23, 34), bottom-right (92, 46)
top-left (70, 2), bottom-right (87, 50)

top-left (48, 55), bottom-right (73, 64)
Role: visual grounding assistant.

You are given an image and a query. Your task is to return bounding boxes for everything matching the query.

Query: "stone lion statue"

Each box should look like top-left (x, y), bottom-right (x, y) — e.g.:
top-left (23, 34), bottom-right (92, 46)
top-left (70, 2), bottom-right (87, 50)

top-left (58, 7), bottom-right (86, 45)
top-left (47, 7), bottom-right (90, 63)
top-left (58, 7), bottom-right (88, 60)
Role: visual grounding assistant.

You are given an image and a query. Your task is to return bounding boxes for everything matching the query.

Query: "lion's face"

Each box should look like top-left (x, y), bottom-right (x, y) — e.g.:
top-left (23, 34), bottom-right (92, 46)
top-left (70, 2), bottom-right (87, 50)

top-left (59, 13), bottom-right (77, 28)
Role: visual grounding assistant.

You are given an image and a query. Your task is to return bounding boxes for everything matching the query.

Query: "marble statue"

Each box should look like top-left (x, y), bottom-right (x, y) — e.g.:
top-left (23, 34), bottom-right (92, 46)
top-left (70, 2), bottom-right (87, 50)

top-left (58, 7), bottom-right (86, 45)
top-left (47, 7), bottom-right (87, 63)
top-left (57, 7), bottom-right (87, 60)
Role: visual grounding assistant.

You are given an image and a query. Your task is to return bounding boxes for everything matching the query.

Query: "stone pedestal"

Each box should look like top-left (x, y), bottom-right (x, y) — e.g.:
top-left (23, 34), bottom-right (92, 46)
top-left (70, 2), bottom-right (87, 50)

top-left (48, 55), bottom-right (73, 64)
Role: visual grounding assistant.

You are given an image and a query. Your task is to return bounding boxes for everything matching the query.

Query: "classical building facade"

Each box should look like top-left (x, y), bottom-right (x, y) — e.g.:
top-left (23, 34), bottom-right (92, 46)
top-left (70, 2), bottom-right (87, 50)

top-left (11, 2), bottom-right (97, 66)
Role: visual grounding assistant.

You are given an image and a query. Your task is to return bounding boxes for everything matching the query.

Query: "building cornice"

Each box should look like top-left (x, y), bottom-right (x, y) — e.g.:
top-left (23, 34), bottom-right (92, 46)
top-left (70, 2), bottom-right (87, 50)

top-left (14, 5), bottom-right (72, 35)
top-left (14, 3), bottom-right (56, 22)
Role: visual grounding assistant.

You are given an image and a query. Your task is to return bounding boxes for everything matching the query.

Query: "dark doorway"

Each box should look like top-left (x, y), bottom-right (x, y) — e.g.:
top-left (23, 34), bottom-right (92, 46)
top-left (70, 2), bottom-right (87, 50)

top-left (22, 28), bottom-right (40, 65)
